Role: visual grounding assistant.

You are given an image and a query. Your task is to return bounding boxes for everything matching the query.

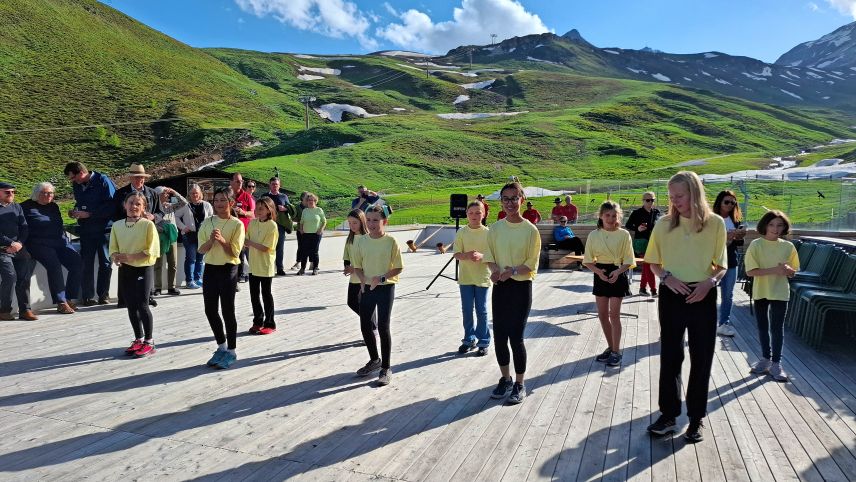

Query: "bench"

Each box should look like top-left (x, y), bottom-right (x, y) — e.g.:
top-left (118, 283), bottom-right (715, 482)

top-left (536, 224), bottom-right (597, 269)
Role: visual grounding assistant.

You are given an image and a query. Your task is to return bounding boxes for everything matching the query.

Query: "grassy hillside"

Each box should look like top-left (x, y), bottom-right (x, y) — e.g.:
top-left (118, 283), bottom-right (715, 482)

top-left (0, 0), bottom-right (302, 186)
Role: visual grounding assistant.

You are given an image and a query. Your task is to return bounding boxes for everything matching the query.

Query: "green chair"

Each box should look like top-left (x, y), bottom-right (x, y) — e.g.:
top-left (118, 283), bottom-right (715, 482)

top-left (797, 264), bottom-right (856, 348)
top-left (788, 253), bottom-right (856, 336)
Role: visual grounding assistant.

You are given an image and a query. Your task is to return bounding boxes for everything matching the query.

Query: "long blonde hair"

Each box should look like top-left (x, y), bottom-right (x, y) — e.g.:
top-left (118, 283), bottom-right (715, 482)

top-left (667, 171), bottom-right (712, 233)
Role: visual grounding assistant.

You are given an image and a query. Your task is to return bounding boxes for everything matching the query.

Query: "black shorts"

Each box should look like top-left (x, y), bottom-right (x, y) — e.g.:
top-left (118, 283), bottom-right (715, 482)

top-left (592, 263), bottom-right (630, 298)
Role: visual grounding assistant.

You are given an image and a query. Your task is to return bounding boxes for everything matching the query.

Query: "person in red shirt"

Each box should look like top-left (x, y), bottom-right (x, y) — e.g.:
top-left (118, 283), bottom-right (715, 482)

top-left (230, 173), bottom-right (255, 283)
top-left (476, 194), bottom-right (489, 226)
top-left (550, 197), bottom-right (564, 223)
top-left (497, 210), bottom-right (507, 220)
top-left (522, 202), bottom-right (541, 224)
top-left (562, 195), bottom-right (578, 224)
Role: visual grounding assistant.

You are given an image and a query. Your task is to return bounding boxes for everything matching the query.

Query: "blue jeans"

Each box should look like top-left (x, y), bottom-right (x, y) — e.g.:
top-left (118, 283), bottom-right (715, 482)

top-left (718, 267), bottom-right (737, 326)
top-left (79, 231), bottom-right (112, 300)
top-left (275, 224), bottom-right (286, 271)
top-left (28, 242), bottom-right (82, 304)
top-left (460, 285), bottom-right (490, 347)
top-left (183, 239), bottom-right (204, 284)
top-left (754, 299), bottom-right (787, 363)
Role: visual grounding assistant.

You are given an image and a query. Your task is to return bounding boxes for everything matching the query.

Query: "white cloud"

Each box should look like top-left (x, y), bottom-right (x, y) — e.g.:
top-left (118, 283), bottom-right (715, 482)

top-left (383, 2), bottom-right (398, 16)
top-left (807, 2), bottom-right (821, 12)
top-left (377, 0), bottom-right (551, 54)
top-left (234, 0), bottom-right (378, 49)
top-left (824, 0), bottom-right (856, 18)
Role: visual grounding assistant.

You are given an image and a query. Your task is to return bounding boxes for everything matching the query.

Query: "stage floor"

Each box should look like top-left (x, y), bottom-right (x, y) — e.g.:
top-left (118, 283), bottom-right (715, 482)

top-left (1, 251), bottom-right (854, 481)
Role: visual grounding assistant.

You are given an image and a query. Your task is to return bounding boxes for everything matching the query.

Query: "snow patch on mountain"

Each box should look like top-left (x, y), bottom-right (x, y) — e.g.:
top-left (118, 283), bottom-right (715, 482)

top-left (603, 49), bottom-right (620, 55)
top-left (437, 111), bottom-right (528, 120)
top-left (742, 72), bottom-right (767, 81)
top-left (627, 67), bottom-right (647, 74)
top-left (460, 79), bottom-right (496, 90)
top-left (704, 53), bottom-right (719, 58)
top-left (300, 66), bottom-right (341, 76)
top-left (651, 73), bottom-right (671, 82)
top-left (297, 74), bottom-right (325, 81)
top-left (315, 104), bottom-right (384, 122)
top-left (779, 89), bottom-right (803, 100)
top-left (715, 78), bottom-right (732, 85)
top-left (453, 95), bottom-right (470, 105)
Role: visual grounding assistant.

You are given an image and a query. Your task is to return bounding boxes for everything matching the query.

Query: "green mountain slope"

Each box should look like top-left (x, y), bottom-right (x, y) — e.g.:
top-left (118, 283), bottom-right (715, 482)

top-left (0, 0), bottom-right (302, 185)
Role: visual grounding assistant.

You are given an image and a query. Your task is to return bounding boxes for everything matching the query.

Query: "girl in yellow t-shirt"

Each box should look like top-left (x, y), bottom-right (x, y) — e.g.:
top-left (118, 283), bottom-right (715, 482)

top-left (583, 201), bottom-right (635, 367)
top-left (745, 210), bottom-right (799, 382)
top-left (483, 181), bottom-right (541, 405)
top-left (198, 188), bottom-right (246, 369)
top-left (246, 197), bottom-right (279, 335)
top-left (453, 202), bottom-right (492, 356)
top-left (110, 192), bottom-right (160, 358)
top-left (343, 209), bottom-right (375, 331)
top-left (352, 205), bottom-right (403, 386)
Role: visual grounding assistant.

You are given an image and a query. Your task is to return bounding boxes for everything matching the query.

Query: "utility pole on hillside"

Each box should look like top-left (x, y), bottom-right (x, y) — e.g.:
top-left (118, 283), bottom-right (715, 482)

top-left (469, 48), bottom-right (473, 70)
top-left (297, 94), bottom-right (315, 130)
top-left (490, 34), bottom-right (497, 45)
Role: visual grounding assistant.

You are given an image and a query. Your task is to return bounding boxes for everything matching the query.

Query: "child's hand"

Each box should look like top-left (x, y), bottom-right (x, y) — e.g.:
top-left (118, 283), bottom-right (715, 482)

top-left (470, 251), bottom-right (483, 262)
top-left (490, 271), bottom-right (501, 283)
top-left (343, 266), bottom-right (353, 276)
top-left (370, 276), bottom-right (381, 290)
top-left (607, 271), bottom-right (621, 284)
top-left (779, 263), bottom-right (796, 277)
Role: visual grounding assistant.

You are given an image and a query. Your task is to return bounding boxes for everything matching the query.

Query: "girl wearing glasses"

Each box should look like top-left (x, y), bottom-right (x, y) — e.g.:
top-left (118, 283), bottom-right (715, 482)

top-left (484, 182), bottom-right (541, 404)
top-left (712, 190), bottom-right (746, 337)
top-left (624, 192), bottom-right (660, 296)
top-left (644, 171), bottom-right (726, 443)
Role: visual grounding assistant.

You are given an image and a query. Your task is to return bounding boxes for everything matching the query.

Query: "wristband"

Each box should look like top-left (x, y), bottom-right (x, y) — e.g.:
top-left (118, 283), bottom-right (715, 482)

top-left (661, 270), bottom-right (672, 282)
top-left (380, 276), bottom-right (386, 284)
top-left (511, 267), bottom-right (518, 276)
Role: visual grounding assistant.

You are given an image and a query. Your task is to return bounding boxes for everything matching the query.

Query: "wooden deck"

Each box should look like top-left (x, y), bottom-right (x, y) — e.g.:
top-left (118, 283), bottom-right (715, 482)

top-left (1, 250), bottom-right (855, 481)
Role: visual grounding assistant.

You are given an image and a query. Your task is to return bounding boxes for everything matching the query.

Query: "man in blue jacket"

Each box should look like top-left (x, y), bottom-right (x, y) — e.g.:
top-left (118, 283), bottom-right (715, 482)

top-left (0, 182), bottom-right (37, 320)
top-left (64, 161), bottom-right (116, 306)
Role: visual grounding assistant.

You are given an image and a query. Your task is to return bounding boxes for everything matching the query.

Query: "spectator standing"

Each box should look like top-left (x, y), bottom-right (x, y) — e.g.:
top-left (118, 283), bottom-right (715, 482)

top-left (562, 195), bottom-right (578, 224)
top-left (476, 194), bottom-right (490, 226)
top-left (550, 197), bottom-right (564, 223)
top-left (261, 177), bottom-right (292, 276)
top-left (65, 161), bottom-right (116, 306)
top-left (522, 201), bottom-right (541, 224)
top-left (231, 173), bottom-right (255, 283)
top-left (625, 192), bottom-right (661, 296)
top-left (713, 190), bottom-right (746, 337)
top-left (296, 193), bottom-right (326, 276)
top-left (21, 182), bottom-right (82, 314)
top-left (183, 184), bottom-right (212, 289)
top-left (152, 186), bottom-right (188, 296)
top-left (0, 182), bottom-right (37, 320)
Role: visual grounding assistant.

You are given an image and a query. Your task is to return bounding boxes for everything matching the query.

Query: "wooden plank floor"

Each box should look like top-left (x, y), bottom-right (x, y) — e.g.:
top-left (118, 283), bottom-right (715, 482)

top-left (1, 250), bottom-right (855, 481)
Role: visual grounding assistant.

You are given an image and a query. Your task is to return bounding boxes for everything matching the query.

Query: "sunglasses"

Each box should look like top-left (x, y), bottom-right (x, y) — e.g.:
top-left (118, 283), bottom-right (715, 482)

top-left (643, 199), bottom-right (655, 203)
top-left (722, 200), bottom-right (736, 205)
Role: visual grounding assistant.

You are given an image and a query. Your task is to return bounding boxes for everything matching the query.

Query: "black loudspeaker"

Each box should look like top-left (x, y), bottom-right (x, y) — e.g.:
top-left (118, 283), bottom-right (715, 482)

top-left (450, 194), bottom-right (468, 218)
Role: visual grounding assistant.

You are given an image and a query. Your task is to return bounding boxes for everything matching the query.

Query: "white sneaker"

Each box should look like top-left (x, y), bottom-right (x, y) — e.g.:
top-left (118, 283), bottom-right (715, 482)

top-left (769, 362), bottom-right (789, 382)
top-left (751, 358), bottom-right (772, 374)
top-left (717, 324), bottom-right (736, 337)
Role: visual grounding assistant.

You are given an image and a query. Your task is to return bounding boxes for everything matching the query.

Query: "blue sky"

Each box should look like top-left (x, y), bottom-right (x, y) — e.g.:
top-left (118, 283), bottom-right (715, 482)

top-left (103, 0), bottom-right (855, 63)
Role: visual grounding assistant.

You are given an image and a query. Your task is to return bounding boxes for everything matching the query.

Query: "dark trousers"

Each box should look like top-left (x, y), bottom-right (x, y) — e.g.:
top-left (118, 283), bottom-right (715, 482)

top-left (28, 243), bottom-right (82, 304)
top-left (298, 233), bottom-right (321, 270)
top-left (238, 248), bottom-right (249, 279)
top-left (754, 299), bottom-right (788, 363)
top-left (275, 224), bottom-right (286, 271)
top-left (657, 286), bottom-right (717, 419)
top-left (360, 283), bottom-right (394, 368)
top-left (249, 274), bottom-right (275, 328)
top-left (0, 253), bottom-right (34, 313)
top-left (203, 264), bottom-right (239, 349)
top-left (348, 282), bottom-right (377, 327)
top-left (294, 231), bottom-right (303, 263)
top-left (492, 279), bottom-right (532, 374)
top-left (119, 265), bottom-right (154, 339)
top-left (556, 237), bottom-right (584, 255)
top-left (79, 232), bottom-right (112, 300)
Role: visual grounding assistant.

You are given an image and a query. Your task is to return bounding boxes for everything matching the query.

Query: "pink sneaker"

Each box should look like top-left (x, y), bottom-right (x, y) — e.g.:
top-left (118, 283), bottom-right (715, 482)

top-left (125, 339), bottom-right (144, 355)
top-left (259, 327), bottom-right (276, 335)
top-left (134, 342), bottom-right (156, 357)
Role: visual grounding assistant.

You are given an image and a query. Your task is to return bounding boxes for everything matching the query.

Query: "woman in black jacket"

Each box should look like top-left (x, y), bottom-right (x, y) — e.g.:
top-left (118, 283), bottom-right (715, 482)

top-left (624, 192), bottom-right (660, 296)
top-left (713, 190), bottom-right (746, 337)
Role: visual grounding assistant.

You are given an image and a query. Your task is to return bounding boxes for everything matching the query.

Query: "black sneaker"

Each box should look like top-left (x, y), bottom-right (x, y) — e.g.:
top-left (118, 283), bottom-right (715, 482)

top-left (356, 359), bottom-right (382, 377)
top-left (639, 288), bottom-right (649, 296)
top-left (82, 298), bottom-right (97, 307)
top-left (276, 270), bottom-right (287, 277)
top-left (148, 297), bottom-right (157, 307)
top-left (458, 340), bottom-right (476, 354)
top-left (684, 418), bottom-right (705, 443)
top-left (167, 288), bottom-right (181, 295)
top-left (97, 296), bottom-right (110, 305)
top-left (377, 368), bottom-right (392, 386)
top-left (595, 348), bottom-right (612, 363)
top-left (152, 290), bottom-right (162, 296)
top-left (647, 415), bottom-right (677, 435)
top-left (606, 352), bottom-right (622, 367)
top-left (476, 347), bottom-right (489, 357)
top-left (491, 377), bottom-right (514, 399)
top-left (508, 382), bottom-right (526, 404)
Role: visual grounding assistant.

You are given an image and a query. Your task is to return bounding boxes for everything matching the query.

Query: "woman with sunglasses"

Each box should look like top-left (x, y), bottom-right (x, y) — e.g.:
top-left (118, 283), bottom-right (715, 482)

top-left (624, 192), bottom-right (660, 296)
top-left (484, 181), bottom-right (541, 404)
top-left (712, 190), bottom-right (746, 337)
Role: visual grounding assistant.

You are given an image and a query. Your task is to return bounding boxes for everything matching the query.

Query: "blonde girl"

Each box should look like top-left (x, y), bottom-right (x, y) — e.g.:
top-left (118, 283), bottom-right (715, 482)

top-left (343, 209), bottom-right (376, 329)
top-left (246, 197), bottom-right (279, 335)
top-left (198, 187), bottom-right (245, 369)
top-left (583, 201), bottom-right (635, 367)
top-left (745, 210), bottom-right (799, 382)
top-left (110, 192), bottom-right (160, 357)
top-left (453, 201), bottom-right (491, 356)
top-left (644, 171), bottom-right (726, 443)
top-left (352, 205), bottom-right (403, 386)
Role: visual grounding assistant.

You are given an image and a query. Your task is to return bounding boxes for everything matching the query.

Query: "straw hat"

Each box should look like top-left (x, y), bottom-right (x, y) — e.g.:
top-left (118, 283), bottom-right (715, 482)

top-left (127, 163), bottom-right (151, 178)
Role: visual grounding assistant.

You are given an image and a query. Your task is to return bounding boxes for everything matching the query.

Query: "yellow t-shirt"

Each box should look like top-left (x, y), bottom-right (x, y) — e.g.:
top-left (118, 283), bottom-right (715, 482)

top-left (644, 215), bottom-right (727, 283)
top-left (352, 234), bottom-right (404, 284)
top-left (744, 238), bottom-right (800, 301)
top-left (198, 216), bottom-right (245, 266)
top-left (109, 218), bottom-right (160, 267)
top-left (482, 219), bottom-right (541, 281)
top-left (343, 235), bottom-right (363, 284)
top-left (454, 225), bottom-right (491, 287)
top-left (247, 219), bottom-right (278, 277)
top-left (300, 207), bottom-right (326, 233)
top-left (583, 228), bottom-right (636, 268)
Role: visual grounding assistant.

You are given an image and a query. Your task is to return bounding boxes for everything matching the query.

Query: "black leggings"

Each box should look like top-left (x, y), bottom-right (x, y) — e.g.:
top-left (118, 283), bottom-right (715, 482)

top-left (492, 279), bottom-right (532, 374)
top-left (249, 274), bottom-right (275, 328)
top-left (203, 264), bottom-right (239, 349)
top-left (754, 299), bottom-right (787, 363)
top-left (556, 237), bottom-right (584, 255)
top-left (119, 265), bottom-right (154, 340)
top-left (348, 282), bottom-right (377, 325)
top-left (298, 233), bottom-right (321, 269)
top-left (360, 283), bottom-right (394, 368)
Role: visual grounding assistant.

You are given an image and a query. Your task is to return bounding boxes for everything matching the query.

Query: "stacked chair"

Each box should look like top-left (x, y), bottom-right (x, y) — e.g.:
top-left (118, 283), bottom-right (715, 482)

top-left (786, 241), bottom-right (856, 348)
